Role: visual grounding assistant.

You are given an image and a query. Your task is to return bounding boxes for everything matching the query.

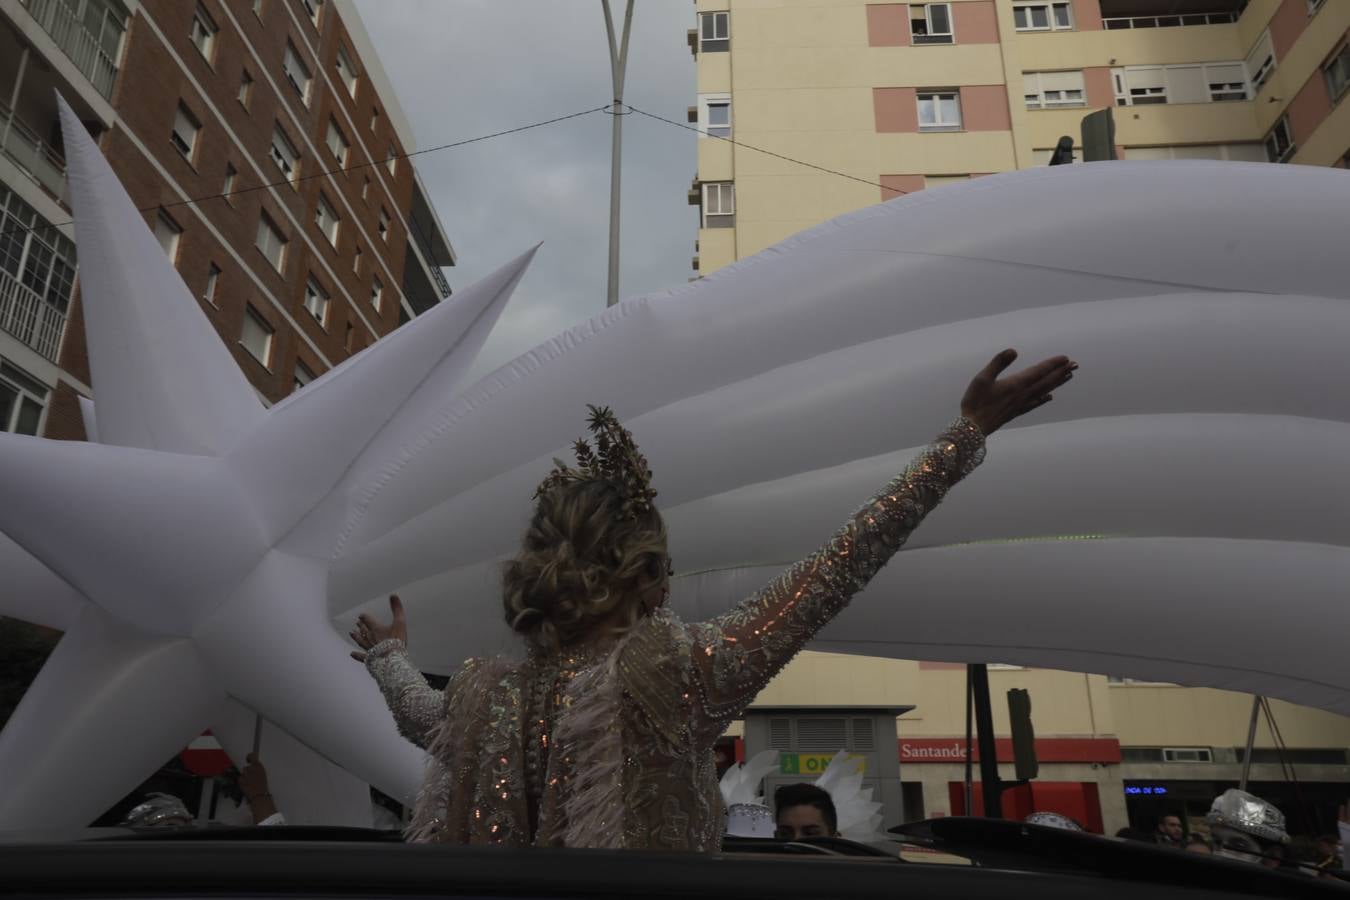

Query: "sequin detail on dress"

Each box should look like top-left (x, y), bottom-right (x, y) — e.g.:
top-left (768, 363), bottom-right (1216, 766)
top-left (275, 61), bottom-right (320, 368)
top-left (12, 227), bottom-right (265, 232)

top-left (365, 418), bottom-right (984, 850)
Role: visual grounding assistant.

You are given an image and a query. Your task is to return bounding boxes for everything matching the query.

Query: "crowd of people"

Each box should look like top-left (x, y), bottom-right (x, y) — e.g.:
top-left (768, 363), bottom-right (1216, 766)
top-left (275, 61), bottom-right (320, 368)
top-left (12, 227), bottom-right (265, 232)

top-left (1114, 791), bottom-right (1345, 878)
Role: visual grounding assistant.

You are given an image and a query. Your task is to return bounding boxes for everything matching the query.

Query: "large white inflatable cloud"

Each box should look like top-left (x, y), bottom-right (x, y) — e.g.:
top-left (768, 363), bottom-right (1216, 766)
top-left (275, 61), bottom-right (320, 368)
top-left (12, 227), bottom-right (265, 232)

top-left (0, 99), bottom-right (1347, 830)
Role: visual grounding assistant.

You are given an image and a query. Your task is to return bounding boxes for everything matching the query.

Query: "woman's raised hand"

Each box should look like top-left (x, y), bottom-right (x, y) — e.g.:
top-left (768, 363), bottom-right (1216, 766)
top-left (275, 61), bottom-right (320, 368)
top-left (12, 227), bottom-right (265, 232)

top-left (960, 349), bottom-right (1077, 436)
top-left (350, 594), bottom-right (408, 662)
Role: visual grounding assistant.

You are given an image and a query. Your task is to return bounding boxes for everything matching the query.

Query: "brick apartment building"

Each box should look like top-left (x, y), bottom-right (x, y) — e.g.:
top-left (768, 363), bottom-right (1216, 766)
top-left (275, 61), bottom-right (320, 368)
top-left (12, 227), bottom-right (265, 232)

top-left (0, 0), bottom-right (456, 442)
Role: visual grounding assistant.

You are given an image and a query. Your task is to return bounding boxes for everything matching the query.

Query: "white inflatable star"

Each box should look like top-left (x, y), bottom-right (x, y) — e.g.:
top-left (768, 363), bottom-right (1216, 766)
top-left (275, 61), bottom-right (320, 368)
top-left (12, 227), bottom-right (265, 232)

top-left (0, 100), bottom-right (537, 828)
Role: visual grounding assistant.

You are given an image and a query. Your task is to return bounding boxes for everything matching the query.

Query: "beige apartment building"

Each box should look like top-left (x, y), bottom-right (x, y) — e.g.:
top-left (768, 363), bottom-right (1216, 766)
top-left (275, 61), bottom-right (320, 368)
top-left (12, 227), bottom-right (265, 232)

top-left (692, 0), bottom-right (1350, 837)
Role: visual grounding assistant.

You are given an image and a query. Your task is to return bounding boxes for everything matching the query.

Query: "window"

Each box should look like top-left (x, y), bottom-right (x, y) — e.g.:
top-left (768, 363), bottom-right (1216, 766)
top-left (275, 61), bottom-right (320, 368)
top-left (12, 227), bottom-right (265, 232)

top-left (1325, 44), bottom-right (1350, 102)
top-left (1113, 63), bottom-right (1249, 106)
top-left (924, 175), bottom-right (971, 189)
top-left (301, 0), bottom-right (323, 29)
top-left (315, 193), bottom-right (340, 247)
top-left (353, 244), bottom-right (363, 274)
top-left (1162, 747), bottom-right (1213, 763)
top-left (378, 207), bottom-right (390, 242)
top-left (204, 262), bottom-right (221, 305)
top-left (170, 104), bottom-right (201, 161)
top-left (386, 144), bottom-right (398, 176)
top-left (240, 306), bottom-right (274, 368)
top-left (154, 212), bottom-right (182, 262)
top-left (1024, 70), bottom-right (1086, 108)
top-left (1013, 2), bottom-right (1073, 31)
top-left (223, 163), bottom-right (238, 202)
top-left (0, 186), bottom-right (79, 338)
top-left (701, 182), bottom-right (734, 228)
top-left (1246, 30), bottom-right (1276, 92)
top-left (918, 91), bottom-right (962, 130)
top-left (1265, 115), bottom-right (1294, 162)
top-left (283, 42), bottom-right (313, 104)
top-left (336, 45), bottom-right (358, 98)
top-left (326, 119), bottom-right (350, 166)
top-left (910, 3), bottom-right (953, 45)
top-left (371, 106), bottom-right (380, 132)
top-left (371, 274), bottom-right (383, 309)
top-left (1113, 67), bottom-right (1166, 105)
top-left (698, 94), bottom-right (732, 139)
top-left (252, 0), bottom-right (264, 17)
top-left (1308, 0), bottom-right (1327, 13)
top-left (238, 70), bottom-right (254, 107)
top-left (1206, 63), bottom-right (1249, 101)
top-left (303, 276), bottom-right (330, 325)
top-left (256, 213), bottom-right (288, 272)
top-left (699, 11), bottom-right (729, 52)
top-left (293, 361), bottom-right (315, 390)
top-left (270, 125), bottom-right (301, 183)
top-left (0, 361), bottom-right (49, 435)
top-left (190, 5), bottom-right (218, 62)
top-left (344, 320), bottom-right (355, 352)
top-left (362, 177), bottom-right (371, 201)
top-left (1122, 143), bottom-right (1266, 162)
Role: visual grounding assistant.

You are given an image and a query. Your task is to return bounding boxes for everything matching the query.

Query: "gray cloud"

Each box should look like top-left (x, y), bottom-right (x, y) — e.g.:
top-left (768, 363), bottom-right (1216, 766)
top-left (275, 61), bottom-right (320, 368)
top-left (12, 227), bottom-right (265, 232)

top-left (352, 0), bottom-right (699, 378)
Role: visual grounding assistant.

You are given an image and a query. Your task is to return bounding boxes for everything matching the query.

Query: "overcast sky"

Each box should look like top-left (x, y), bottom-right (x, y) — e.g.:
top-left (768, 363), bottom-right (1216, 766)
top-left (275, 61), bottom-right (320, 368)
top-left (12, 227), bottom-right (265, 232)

top-left (351, 1), bottom-right (699, 377)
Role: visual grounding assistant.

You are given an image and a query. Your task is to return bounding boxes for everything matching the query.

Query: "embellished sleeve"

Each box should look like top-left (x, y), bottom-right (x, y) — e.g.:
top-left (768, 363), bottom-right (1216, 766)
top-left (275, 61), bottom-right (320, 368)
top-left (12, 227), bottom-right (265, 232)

top-left (364, 638), bottom-right (445, 750)
top-left (685, 418), bottom-right (985, 739)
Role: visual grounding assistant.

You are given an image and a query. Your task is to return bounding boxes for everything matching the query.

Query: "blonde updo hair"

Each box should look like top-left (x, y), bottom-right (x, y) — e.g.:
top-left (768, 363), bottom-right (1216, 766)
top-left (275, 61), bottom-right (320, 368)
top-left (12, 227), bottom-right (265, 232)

top-left (502, 478), bottom-right (668, 649)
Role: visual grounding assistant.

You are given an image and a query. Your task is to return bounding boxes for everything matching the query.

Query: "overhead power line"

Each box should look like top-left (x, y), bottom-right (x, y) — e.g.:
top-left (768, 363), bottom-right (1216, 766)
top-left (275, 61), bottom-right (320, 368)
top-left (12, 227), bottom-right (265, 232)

top-left (625, 104), bottom-right (908, 197)
top-left (3, 102), bottom-right (911, 247)
top-left (0, 105), bottom-right (611, 242)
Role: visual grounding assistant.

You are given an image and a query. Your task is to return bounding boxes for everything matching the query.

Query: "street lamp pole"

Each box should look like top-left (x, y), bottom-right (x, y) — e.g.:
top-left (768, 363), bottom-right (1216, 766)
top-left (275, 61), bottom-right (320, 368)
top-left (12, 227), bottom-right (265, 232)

top-left (601, 0), bottom-right (635, 308)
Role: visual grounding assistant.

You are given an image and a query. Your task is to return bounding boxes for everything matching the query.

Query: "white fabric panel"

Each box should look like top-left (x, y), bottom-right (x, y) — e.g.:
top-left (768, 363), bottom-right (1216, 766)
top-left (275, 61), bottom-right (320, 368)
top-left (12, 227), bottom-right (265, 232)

top-left (1166, 66), bottom-right (1209, 104)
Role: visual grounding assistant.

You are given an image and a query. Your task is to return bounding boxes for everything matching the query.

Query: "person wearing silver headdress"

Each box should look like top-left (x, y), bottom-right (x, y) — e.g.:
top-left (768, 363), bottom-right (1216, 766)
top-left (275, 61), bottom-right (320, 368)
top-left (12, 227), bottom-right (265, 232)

top-left (120, 792), bottom-right (193, 828)
top-left (1206, 788), bottom-right (1289, 868)
top-left (353, 351), bottom-right (1078, 850)
top-left (1025, 811), bottom-right (1084, 832)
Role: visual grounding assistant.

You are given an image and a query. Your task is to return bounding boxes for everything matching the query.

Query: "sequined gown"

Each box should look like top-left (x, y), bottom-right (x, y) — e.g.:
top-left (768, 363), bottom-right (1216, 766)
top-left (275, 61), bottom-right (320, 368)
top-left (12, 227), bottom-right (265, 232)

top-left (365, 418), bottom-right (985, 850)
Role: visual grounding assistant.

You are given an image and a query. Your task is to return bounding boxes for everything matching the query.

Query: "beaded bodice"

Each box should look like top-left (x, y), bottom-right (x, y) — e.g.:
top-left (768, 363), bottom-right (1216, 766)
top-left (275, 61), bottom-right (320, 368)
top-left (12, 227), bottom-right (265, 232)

top-left (520, 642), bottom-right (612, 826)
top-left (365, 419), bottom-right (985, 850)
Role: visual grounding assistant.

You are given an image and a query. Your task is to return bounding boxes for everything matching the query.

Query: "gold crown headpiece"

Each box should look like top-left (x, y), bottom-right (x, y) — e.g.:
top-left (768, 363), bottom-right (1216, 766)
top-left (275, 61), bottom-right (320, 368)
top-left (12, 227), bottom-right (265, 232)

top-left (534, 405), bottom-right (658, 519)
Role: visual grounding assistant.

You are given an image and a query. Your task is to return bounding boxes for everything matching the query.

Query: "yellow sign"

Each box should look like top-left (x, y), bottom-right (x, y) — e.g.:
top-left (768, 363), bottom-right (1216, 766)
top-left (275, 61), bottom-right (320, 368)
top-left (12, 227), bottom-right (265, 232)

top-left (778, 753), bottom-right (866, 775)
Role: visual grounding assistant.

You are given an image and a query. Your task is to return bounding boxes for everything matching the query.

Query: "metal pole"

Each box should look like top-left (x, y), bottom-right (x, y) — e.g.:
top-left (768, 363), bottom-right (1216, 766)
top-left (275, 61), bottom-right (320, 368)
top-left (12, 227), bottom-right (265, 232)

top-left (971, 663), bottom-right (1003, 818)
top-left (601, 0), bottom-right (635, 308)
top-left (1239, 695), bottom-right (1262, 791)
top-left (964, 664), bottom-right (974, 815)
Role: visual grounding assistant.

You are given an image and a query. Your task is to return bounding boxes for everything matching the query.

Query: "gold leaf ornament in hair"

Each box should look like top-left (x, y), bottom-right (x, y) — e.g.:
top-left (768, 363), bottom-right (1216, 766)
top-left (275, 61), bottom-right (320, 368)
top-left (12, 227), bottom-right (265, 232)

top-left (534, 405), bottom-right (658, 519)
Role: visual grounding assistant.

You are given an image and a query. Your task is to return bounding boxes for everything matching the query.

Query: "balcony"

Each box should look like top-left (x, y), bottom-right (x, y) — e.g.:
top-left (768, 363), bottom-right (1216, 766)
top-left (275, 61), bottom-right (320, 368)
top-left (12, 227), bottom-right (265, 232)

top-left (400, 176), bottom-right (455, 316)
top-left (18, 0), bottom-right (126, 101)
top-left (0, 266), bottom-right (66, 362)
top-left (1100, 0), bottom-right (1246, 29)
top-left (0, 99), bottom-right (67, 204)
top-left (408, 217), bottom-right (451, 299)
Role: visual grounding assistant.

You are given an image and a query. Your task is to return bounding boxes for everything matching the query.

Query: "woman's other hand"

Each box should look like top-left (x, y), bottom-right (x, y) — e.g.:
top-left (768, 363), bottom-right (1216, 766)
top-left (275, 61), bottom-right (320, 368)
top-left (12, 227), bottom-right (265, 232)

top-left (350, 594), bottom-right (408, 662)
top-left (960, 349), bottom-right (1077, 436)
